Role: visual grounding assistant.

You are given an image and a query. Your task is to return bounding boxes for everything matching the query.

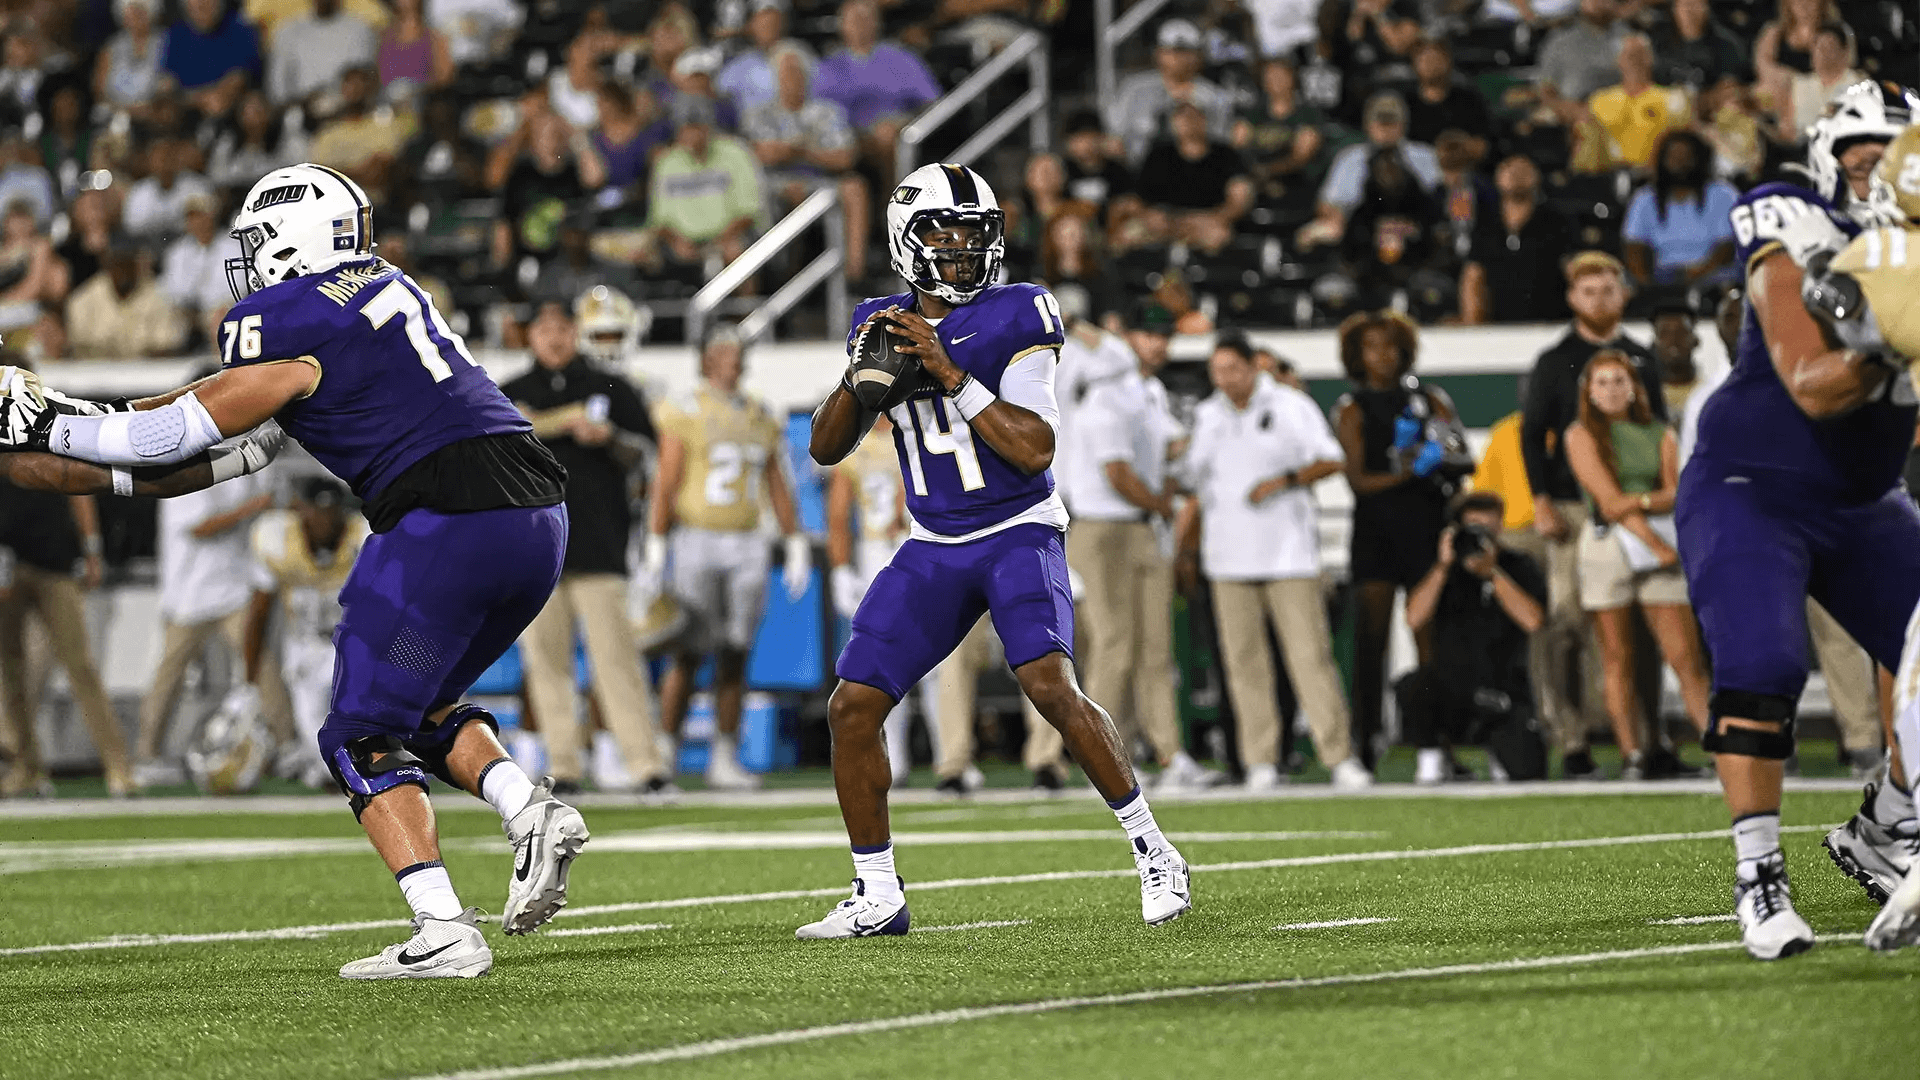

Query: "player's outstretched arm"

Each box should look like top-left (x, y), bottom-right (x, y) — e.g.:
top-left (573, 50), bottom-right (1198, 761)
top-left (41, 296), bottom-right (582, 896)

top-left (1752, 251), bottom-right (1891, 420)
top-left (887, 309), bottom-right (1056, 475)
top-left (15, 363), bottom-right (310, 467)
top-left (0, 442), bottom-right (261, 498)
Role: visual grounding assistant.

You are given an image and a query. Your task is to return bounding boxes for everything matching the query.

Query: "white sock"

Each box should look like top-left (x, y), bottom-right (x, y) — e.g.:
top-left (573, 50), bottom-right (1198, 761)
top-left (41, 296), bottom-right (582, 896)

top-left (1732, 812), bottom-right (1782, 867)
top-left (396, 860), bottom-right (463, 920)
top-left (1872, 772), bottom-right (1916, 824)
top-left (479, 758), bottom-right (537, 821)
top-left (851, 843), bottom-right (901, 897)
top-left (1110, 786), bottom-right (1169, 852)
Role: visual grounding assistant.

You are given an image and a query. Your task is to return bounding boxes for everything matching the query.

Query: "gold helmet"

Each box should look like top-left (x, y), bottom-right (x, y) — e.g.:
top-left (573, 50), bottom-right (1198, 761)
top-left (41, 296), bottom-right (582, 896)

top-left (1875, 124), bottom-right (1920, 224)
top-left (574, 285), bottom-right (650, 362)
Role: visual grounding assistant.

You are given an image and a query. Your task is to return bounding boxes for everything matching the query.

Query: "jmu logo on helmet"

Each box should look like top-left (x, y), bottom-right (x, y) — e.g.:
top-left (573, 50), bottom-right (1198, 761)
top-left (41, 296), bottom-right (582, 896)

top-left (248, 184), bottom-right (308, 212)
top-left (891, 186), bottom-right (920, 205)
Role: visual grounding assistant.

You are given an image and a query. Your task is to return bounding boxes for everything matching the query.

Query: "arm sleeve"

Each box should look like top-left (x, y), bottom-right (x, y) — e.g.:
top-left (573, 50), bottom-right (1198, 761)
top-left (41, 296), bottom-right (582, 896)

top-left (1518, 355), bottom-right (1557, 495)
top-left (997, 347), bottom-right (1061, 432)
top-left (47, 391), bottom-right (226, 467)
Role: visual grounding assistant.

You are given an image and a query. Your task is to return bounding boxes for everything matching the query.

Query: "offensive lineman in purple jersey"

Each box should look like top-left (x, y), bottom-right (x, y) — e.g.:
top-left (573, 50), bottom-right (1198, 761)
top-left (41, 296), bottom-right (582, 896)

top-left (0, 165), bottom-right (588, 980)
top-left (1677, 81), bottom-right (1920, 959)
top-left (803, 162), bottom-right (1191, 938)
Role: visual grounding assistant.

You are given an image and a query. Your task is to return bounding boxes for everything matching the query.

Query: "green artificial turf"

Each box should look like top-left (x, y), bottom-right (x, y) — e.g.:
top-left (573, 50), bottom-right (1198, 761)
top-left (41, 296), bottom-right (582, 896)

top-left (1, 788), bottom-right (1915, 1080)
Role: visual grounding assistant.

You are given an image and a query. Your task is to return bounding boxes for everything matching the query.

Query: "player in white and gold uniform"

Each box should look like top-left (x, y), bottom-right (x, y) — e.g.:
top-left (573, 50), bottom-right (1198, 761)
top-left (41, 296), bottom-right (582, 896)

top-left (243, 475), bottom-right (368, 787)
top-left (643, 329), bottom-right (812, 790)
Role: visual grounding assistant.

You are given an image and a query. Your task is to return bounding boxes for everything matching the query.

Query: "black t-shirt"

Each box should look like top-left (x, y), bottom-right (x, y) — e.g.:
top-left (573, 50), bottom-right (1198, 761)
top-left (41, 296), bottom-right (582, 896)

top-left (1404, 80), bottom-right (1492, 145)
top-left (0, 483), bottom-right (80, 573)
top-left (503, 159), bottom-right (588, 258)
top-left (1431, 546), bottom-right (1546, 695)
top-left (1134, 141), bottom-right (1247, 211)
top-left (499, 356), bottom-right (657, 575)
top-left (1521, 329), bottom-right (1667, 502)
top-left (1650, 22), bottom-right (1751, 89)
top-left (1467, 204), bottom-right (1576, 324)
top-left (1063, 156), bottom-right (1134, 212)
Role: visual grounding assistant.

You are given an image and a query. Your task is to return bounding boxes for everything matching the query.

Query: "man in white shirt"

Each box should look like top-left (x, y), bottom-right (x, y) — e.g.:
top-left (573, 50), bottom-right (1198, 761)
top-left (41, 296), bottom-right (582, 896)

top-left (1066, 306), bottom-right (1219, 791)
top-left (134, 471), bottom-right (295, 786)
top-left (160, 193), bottom-right (241, 341)
top-left (1176, 334), bottom-right (1369, 790)
top-left (122, 137), bottom-right (215, 244)
top-left (267, 0), bottom-right (378, 106)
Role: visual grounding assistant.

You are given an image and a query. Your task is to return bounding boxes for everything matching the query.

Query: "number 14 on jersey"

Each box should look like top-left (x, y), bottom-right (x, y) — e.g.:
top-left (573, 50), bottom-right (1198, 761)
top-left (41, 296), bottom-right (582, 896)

top-left (892, 396), bottom-right (985, 495)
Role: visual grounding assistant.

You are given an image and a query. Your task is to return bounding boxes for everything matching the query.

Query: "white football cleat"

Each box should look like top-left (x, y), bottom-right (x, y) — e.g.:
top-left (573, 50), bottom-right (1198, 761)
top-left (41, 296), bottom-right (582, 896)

top-left (502, 777), bottom-right (590, 935)
top-left (1864, 865), bottom-right (1920, 952)
top-left (1414, 748), bottom-right (1447, 786)
top-left (1156, 753), bottom-right (1224, 794)
top-left (1330, 758), bottom-right (1374, 791)
top-left (1734, 855), bottom-right (1815, 960)
top-left (1135, 836), bottom-right (1191, 926)
top-left (795, 878), bottom-right (910, 939)
top-left (1822, 780), bottom-right (1916, 905)
top-left (706, 745), bottom-right (762, 791)
top-left (1242, 763), bottom-right (1284, 792)
top-left (339, 908), bottom-right (492, 980)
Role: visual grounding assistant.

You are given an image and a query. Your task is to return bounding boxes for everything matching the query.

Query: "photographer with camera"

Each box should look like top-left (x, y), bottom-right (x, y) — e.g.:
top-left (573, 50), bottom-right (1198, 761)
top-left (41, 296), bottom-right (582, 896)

top-left (1401, 492), bottom-right (1548, 783)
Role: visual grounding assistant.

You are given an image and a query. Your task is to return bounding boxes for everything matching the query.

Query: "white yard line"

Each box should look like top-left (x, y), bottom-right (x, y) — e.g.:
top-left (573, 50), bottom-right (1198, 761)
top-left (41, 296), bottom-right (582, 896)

top-left (1274, 917), bottom-right (1398, 931)
top-left (544, 923), bottom-right (673, 938)
top-left (0, 778), bottom-right (1869, 820)
top-left (401, 938), bottom-right (1825, 1080)
top-left (910, 920), bottom-right (1032, 934)
top-left (1649, 914), bottom-right (1740, 925)
top-left (0, 825), bottom-right (1827, 959)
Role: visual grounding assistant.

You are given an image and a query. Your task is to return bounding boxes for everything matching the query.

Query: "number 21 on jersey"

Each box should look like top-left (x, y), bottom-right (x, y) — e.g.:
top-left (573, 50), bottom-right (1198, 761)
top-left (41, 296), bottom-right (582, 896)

top-left (892, 396), bottom-right (985, 495)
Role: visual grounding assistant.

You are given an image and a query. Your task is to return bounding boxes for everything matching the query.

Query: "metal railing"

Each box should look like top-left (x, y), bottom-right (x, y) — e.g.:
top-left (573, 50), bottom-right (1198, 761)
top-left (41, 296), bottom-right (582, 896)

top-left (1094, 0), bottom-right (1173, 106)
top-left (896, 29), bottom-right (1050, 180)
top-left (685, 186), bottom-right (849, 346)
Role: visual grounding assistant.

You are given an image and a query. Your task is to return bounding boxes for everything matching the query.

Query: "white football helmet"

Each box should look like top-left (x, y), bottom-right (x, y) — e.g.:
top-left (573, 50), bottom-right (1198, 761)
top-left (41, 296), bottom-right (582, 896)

top-left (574, 284), bottom-right (651, 361)
top-left (886, 162), bottom-right (1004, 306)
top-left (225, 163), bottom-right (375, 302)
top-left (1803, 80), bottom-right (1919, 226)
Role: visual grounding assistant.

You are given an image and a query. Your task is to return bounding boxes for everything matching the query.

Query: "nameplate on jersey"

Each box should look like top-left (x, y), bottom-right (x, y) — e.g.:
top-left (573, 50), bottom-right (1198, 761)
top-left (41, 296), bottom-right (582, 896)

top-left (314, 263), bottom-right (390, 306)
top-left (1729, 194), bottom-right (1825, 249)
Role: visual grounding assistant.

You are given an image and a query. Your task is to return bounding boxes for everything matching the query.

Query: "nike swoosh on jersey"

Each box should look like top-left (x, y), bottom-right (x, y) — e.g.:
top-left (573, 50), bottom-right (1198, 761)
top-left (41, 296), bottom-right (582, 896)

top-left (397, 940), bottom-right (457, 965)
top-left (949, 332), bottom-right (979, 344)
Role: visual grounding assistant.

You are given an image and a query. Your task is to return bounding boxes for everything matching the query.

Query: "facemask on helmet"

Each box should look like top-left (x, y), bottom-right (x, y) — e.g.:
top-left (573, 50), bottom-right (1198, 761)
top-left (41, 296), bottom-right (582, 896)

top-left (887, 163), bottom-right (1005, 306)
top-left (1803, 80), bottom-right (1918, 227)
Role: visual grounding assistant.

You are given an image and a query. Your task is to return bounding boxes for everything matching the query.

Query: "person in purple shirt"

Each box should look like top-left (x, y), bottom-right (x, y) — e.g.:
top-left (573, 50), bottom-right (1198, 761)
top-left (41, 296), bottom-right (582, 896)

top-left (813, 0), bottom-right (941, 185)
top-left (164, 0), bottom-right (261, 120)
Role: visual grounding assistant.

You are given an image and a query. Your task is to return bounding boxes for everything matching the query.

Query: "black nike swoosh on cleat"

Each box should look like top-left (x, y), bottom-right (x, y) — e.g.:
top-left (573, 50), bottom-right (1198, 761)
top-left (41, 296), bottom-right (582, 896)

top-left (397, 941), bottom-right (458, 965)
top-left (515, 839), bottom-right (535, 882)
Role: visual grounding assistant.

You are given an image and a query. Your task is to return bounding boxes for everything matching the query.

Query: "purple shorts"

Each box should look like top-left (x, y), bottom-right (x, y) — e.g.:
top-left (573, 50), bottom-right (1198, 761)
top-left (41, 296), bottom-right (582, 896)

top-left (322, 504), bottom-right (567, 749)
top-left (1677, 459), bottom-right (1920, 700)
top-left (836, 523), bottom-right (1074, 701)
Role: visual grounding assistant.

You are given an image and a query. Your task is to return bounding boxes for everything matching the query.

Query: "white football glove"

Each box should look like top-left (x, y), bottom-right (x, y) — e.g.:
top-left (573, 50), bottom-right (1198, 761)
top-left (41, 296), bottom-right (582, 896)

top-left (0, 381), bottom-right (49, 449)
top-left (0, 364), bottom-right (44, 407)
top-left (1776, 210), bottom-right (1849, 270)
top-left (830, 564), bottom-right (863, 618)
top-left (635, 533), bottom-right (668, 602)
top-left (208, 421), bottom-right (288, 483)
top-left (782, 533), bottom-right (812, 602)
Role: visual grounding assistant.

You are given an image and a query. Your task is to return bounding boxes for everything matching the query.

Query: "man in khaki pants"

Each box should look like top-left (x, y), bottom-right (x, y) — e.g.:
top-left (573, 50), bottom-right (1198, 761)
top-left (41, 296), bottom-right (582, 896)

top-left (503, 300), bottom-right (667, 795)
top-left (0, 486), bottom-right (129, 797)
top-left (1064, 305), bottom-right (1219, 791)
top-left (1176, 336), bottom-right (1368, 790)
top-left (933, 617), bottom-right (1059, 789)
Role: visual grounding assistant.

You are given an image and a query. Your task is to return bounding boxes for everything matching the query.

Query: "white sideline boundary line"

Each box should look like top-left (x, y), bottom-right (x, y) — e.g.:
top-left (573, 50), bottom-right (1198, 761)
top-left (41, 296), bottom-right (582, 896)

top-left (401, 938), bottom-right (1833, 1080)
top-left (0, 825), bottom-right (1828, 959)
top-left (1274, 917), bottom-right (1398, 931)
top-left (911, 920), bottom-right (1032, 934)
top-left (544, 923), bottom-right (673, 938)
top-left (0, 778), bottom-right (1868, 819)
top-left (1650, 914), bottom-right (1740, 925)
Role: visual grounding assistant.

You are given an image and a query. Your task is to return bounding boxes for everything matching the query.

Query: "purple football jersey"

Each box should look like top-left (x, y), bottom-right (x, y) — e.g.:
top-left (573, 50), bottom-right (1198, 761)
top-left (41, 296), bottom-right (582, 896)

top-left (849, 282), bottom-right (1067, 536)
top-left (1693, 182), bottom-right (1913, 503)
top-left (221, 258), bottom-right (529, 498)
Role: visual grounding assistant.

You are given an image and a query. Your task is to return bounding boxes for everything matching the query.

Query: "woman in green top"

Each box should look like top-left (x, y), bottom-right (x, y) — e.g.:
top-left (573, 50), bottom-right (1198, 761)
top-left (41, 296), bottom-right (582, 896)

top-left (1566, 350), bottom-right (1713, 778)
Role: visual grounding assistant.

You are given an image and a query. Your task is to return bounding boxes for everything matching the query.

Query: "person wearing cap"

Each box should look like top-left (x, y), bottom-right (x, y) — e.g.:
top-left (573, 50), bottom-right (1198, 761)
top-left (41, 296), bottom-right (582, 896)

top-left (743, 41), bottom-right (869, 281)
top-left (813, 0), bottom-right (941, 186)
top-left (65, 240), bottom-right (187, 358)
top-left (1134, 100), bottom-right (1254, 254)
top-left (643, 94), bottom-right (765, 274)
top-left (501, 301), bottom-right (671, 795)
top-left (1107, 18), bottom-right (1234, 167)
top-left (240, 475), bottom-right (371, 789)
top-left (135, 446), bottom-right (293, 788)
top-left (1065, 302), bottom-right (1221, 792)
top-left (1302, 90), bottom-right (1439, 250)
top-left (718, 0), bottom-right (803, 114)
top-left (1519, 250), bottom-right (1667, 778)
top-left (265, 0), bottom-right (377, 108)
top-left (161, 191), bottom-right (242, 343)
top-left (1177, 333), bottom-right (1366, 791)
top-left (666, 45), bottom-right (742, 133)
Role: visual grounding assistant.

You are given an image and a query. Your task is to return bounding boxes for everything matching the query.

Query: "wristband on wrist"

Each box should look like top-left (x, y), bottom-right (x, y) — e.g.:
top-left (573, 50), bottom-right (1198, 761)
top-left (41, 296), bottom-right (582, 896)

top-left (948, 374), bottom-right (996, 421)
top-left (110, 468), bottom-right (133, 497)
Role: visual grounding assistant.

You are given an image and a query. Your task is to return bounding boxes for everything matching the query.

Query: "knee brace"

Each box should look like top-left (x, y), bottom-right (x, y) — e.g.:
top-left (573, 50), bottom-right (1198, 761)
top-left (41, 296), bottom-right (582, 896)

top-left (326, 734), bottom-right (430, 820)
top-left (1702, 690), bottom-right (1798, 760)
top-left (409, 703), bottom-right (499, 787)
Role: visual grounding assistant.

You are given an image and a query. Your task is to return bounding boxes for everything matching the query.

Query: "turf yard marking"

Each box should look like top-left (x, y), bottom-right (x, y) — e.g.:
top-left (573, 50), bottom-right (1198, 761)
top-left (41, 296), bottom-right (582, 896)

top-left (910, 920), bottom-right (1033, 934)
top-left (2, 824), bottom-right (1831, 959)
top-left (1649, 914), bottom-right (1739, 925)
top-left (544, 923), bottom-right (674, 938)
top-left (1273, 917), bottom-right (1399, 931)
top-left (400, 939), bottom-right (1823, 1080)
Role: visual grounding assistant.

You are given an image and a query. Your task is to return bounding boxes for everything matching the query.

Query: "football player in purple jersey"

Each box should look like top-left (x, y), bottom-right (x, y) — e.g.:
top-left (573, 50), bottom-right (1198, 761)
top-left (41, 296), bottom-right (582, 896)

top-left (0, 164), bottom-right (589, 980)
top-left (1677, 81), bottom-right (1920, 959)
top-left (803, 162), bottom-right (1191, 938)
